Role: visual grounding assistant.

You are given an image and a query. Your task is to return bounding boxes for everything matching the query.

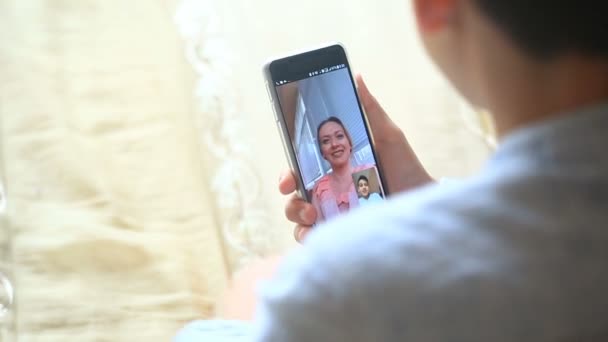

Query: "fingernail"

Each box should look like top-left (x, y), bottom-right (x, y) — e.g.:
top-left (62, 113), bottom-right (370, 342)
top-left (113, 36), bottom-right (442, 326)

top-left (297, 228), bottom-right (306, 242)
top-left (299, 210), bottom-right (308, 222)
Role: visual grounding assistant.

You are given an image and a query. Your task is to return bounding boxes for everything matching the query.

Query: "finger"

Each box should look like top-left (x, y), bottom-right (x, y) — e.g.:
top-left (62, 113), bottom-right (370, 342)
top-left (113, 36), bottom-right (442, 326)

top-left (356, 74), bottom-right (396, 130)
top-left (279, 170), bottom-right (297, 195)
top-left (357, 74), bottom-right (404, 144)
top-left (285, 194), bottom-right (317, 226)
top-left (293, 225), bottom-right (313, 243)
top-left (356, 74), bottom-right (385, 118)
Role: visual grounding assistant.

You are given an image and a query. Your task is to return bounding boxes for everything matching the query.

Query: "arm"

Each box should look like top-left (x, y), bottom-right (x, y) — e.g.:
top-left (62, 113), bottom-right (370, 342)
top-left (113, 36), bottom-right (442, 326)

top-left (252, 203), bottom-right (432, 342)
top-left (252, 245), bottom-right (356, 342)
top-left (252, 190), bottom-right (517, 342)
top-left (280, 75), bottom-right (433, 243)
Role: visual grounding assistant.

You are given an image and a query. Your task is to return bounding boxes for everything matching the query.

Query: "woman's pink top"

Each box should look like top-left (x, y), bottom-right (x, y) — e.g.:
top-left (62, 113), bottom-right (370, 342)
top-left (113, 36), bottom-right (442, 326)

top-left (311, 164), bottom-right (374, 223)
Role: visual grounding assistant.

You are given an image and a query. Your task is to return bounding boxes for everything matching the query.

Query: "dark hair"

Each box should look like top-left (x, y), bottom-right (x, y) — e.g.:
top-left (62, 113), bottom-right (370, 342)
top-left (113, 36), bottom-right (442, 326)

top-left (357, 175), bottom-right (369, 185)
top-left (474, 1), bottom-right (608, 59)
top-left (316, 116), bottom-right (353, 154)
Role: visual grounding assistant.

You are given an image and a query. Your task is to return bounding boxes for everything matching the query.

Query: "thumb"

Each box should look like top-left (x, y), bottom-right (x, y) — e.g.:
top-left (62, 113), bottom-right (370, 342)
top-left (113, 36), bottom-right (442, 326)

top-left (356, 74), bottom-right (395, 133)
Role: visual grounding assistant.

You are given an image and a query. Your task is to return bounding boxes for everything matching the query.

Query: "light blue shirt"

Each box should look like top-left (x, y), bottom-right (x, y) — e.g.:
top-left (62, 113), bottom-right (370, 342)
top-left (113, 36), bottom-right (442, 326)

top-left (175, 103), bottom-right (608, 341)
top-left (358, 192), bottom-right (383, 206)
top-left (253, 104), bottom-right (608, 342)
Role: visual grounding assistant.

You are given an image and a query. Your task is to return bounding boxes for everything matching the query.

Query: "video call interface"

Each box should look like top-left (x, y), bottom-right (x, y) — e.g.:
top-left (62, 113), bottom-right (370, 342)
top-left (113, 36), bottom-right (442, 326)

top-left (275, 65), bottom-right (385, 223)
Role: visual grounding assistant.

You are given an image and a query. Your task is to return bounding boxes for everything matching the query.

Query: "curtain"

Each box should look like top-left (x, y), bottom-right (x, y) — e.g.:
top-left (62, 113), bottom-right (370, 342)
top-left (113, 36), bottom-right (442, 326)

top-left (0, 0), bottom-right (247, 340)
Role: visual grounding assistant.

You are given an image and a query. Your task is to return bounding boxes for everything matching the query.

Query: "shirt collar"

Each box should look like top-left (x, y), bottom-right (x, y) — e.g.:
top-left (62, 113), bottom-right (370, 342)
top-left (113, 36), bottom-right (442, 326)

top-left (488, 102), bottom-right (608, 174)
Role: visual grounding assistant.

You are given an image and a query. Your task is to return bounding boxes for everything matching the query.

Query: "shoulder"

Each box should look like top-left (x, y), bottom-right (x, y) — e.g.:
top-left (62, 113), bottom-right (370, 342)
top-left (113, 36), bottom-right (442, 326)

top-left (305, 179), bottom-right (509, 265)
top-left (257, 166), bottom-right (608, 340)
top-left (280, 176), bottom-right (509, 283)
top-left (291, 167), bottom-right (565, 301)
top-left (257, 178), bottom-right (515, 340)
top-left (277, 174), bottom-right (531, 304)
top-left (312, 174), bottom-right (331, 195)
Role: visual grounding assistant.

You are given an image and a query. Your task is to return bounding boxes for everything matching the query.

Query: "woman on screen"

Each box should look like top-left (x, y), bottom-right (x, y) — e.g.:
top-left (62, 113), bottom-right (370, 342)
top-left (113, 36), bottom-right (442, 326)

top-left (311, 116), bottom-right (372, 222)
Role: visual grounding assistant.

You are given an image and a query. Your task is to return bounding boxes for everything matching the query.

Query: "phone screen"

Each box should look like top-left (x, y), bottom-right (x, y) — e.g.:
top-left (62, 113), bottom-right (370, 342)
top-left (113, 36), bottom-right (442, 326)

top-left (269, 45), bottom-right (386, 224)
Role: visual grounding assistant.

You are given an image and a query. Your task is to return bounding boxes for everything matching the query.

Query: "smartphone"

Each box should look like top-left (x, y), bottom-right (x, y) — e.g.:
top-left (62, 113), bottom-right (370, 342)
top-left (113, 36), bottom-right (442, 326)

top-left (263, 43), bottom-right (387, 224)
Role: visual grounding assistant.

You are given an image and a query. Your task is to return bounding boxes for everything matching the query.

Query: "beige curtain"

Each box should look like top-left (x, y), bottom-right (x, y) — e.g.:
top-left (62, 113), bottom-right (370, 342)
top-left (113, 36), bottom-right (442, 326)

top-left (0, 1), bottom-right (237, 340)
top-left (0, 0), bottom-right (492, 340)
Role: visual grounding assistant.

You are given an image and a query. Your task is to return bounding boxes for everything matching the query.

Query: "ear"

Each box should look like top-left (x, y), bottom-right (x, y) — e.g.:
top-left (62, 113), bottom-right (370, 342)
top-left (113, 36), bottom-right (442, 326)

top-left (413, 0), bottom-right (457, 33)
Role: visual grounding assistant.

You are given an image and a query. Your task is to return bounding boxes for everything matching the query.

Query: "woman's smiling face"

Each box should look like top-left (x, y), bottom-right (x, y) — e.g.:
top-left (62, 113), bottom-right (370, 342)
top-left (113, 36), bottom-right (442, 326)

top-left (318, 121), bottom-right (352, 167)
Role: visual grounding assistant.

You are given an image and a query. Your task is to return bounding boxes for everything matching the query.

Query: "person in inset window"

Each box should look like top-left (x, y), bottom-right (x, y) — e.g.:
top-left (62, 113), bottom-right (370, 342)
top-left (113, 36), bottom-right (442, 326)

top-left (310, 116), bottom-right (372, 223)
top-left (356, 175), bottom-right (383, 206)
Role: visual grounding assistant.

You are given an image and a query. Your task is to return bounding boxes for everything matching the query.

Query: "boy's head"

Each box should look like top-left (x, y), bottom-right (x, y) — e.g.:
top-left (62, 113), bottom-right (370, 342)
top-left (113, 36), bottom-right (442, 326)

top-left (471, 1), bottom-right (608, 60)
top-left (413, 0), bottom-right (608, 133)
top-left (357, 175), bottom-right (370, 198)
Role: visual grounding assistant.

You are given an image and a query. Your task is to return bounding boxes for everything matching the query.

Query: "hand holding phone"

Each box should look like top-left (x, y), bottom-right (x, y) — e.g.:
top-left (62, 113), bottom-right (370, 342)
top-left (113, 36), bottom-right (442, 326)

top-left (279, 74), bottom-right (433, 241)
top-left (264, 44), bottom-right (432, 239)
top-left (265, 44), bottom-right (388, 225)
